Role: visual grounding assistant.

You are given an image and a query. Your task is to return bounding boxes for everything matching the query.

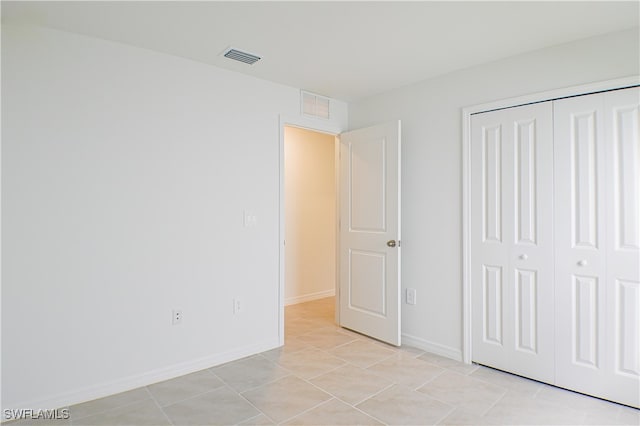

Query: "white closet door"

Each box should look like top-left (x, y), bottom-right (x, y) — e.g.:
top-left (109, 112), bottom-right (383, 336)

top-left (471, 102), bottom-right (554, 383)
top-left (554, 87), bottom-right (639, 408)
top-left (604, 87), bottom-right (640, 408)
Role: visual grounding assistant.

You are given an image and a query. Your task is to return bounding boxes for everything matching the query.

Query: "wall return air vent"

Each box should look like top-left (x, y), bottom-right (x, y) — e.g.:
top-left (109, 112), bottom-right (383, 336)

top-left (222, 47), bottom-right (261, 65)
top-left (301, 91), bottom-right (330, 119)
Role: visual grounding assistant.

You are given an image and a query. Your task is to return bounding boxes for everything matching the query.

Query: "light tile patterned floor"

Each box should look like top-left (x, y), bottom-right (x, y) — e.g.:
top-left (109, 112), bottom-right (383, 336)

top-left (12, 297), bottom-right (639, 425)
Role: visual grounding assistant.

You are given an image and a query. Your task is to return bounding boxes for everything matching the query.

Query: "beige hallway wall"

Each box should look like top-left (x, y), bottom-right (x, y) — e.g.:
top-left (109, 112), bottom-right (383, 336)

top-left (284, 126), bottom-right (336, 304)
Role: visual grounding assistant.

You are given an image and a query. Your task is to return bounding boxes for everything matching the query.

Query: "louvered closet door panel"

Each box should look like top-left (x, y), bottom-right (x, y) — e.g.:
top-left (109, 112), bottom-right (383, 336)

top-left (471, 102), bottom-right (554, 383)
top-left (555, 87), bottom-right (640, 408)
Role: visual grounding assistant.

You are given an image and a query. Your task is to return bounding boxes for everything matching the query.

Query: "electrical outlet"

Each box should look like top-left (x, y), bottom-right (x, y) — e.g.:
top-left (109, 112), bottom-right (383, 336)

top-left (233, 298), bottom-right (242, 314)
top-left (406, 288), bottom-right (417, 305)
top-left (172, 309), bottom-right (183, 325)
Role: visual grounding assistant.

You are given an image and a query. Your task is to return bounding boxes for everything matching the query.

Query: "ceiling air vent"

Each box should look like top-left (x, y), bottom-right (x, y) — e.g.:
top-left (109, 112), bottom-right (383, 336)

top-left (301, 91), bottom-right (330, 119)
top-left (223, 47), bottom-right (261, 65)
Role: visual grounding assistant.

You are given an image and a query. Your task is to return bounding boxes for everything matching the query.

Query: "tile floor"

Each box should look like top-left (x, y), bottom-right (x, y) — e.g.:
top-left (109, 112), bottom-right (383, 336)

top-left (11, 297), bottom-right (639, 425)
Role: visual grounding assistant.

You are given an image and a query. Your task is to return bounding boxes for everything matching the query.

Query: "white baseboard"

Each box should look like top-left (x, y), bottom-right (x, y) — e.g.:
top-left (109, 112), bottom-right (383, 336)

top-left (3, 338), bottom-right (280, 416)
top-left (401, 333), bottom-right (463, 362)
top-left (285, 289), bottom-right (335, 306)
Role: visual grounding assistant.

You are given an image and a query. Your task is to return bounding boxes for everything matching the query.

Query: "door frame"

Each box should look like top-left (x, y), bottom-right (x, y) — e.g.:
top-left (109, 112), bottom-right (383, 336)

top-left (278, 114), bottom-right (346, 346)
top-left (461, 76), bottom-right (639, 364)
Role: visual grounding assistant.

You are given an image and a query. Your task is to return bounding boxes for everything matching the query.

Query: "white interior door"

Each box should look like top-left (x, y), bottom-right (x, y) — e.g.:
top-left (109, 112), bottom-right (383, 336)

top-left (470, 102), bottom-right (555, 383)
top-left (555, 87), bottom-right (640, 408)
top-left (338, 121), bottom-right (401, 346)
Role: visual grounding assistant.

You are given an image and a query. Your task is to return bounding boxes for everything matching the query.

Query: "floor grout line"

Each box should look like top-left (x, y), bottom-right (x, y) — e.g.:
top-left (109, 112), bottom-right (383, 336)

top-left (289, 366), bottom-right (395, 424)
top-left (149, 395), bottom-right (174, 426)
top-left (70, 389), bottom-right (154, 422)
top-left (275, 397), bottom-right (335, 425)
top-left (236, 373), bottom-right (294, 395)
top-left (478, 387), bottom-right (509, 418)
top-left (411, 367), bottom-right (447, 392)
top-left (155, 384), bottom-right (229, 410)
top-left (433, 404), bottom-right (457, 426)
top-left (234, 388), bottom-right (279, 425)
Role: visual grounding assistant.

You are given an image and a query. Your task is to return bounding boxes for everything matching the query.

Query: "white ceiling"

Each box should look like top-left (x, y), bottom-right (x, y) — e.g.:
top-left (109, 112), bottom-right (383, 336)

top-left (2, 1), bottom-right (638, 101)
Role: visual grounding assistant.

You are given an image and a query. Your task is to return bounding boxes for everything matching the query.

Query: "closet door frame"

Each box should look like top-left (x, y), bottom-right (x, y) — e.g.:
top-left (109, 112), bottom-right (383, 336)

top-left (461, 75), bottom-right (639, 364)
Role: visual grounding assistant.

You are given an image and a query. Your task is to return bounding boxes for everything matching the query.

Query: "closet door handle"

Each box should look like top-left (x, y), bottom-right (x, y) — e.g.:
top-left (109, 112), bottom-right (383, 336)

top-left (577, 259), bottom-right (588, 267)
top-left (519, 254), bottom-right (528, 260)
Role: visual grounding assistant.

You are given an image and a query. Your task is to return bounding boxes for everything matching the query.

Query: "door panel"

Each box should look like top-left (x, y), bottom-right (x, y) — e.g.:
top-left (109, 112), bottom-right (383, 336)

top-left (515, 268), bottom-right (537, 353)
top-left (611, 100), bottom-right (639, 251)
top-left (349, 249), bottom-right (386, 316)
top-left (514, 119), bottom-right (537, 245)
top-left (483, 125), bottom-right (503, 243)
top-left (555, 87), bottom-right (640, 407)
top-left (483, 265), bottom-right (503, 345)
top-left (572, 275), bottom-right (599, 367)
top-left (605, 87), bottom-right (640, 407)
top-left (339, 121), bottom-right (401, 346)
top-left (471, 102), bottom-right (554, 383)
top-left (350, 138), bottom-right (387, 231)
top-left (571, 110), bottom-right (599, 248)
top-left (616, 279), bottom-right (639, 377)
top-left (554, 93), bottom-right (608, 398)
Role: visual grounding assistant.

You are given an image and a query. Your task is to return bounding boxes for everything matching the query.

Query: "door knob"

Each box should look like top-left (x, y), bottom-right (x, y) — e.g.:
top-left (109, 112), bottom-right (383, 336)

top-left (386, 240), bottom-right (397, 248)
top-left (519, 254), bottom-right (528, 260)
top-left (577, 259), bottom-right (588, 266)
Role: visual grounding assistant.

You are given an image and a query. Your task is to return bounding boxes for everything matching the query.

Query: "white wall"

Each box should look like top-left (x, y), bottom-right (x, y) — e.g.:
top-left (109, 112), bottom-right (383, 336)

top-left (0, 24), bottom-right (348, 409)
top-left (284, 127), bottom-right (336, 305)
top-left (348, 28), bottom-right (640, 359)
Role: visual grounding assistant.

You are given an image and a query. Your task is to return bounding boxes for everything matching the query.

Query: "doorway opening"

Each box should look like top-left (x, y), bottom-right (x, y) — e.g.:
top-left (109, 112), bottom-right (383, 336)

top-left (279, 119), bottom-right (402, 346)
top-left (283, 125), bottom-right (338, 329)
